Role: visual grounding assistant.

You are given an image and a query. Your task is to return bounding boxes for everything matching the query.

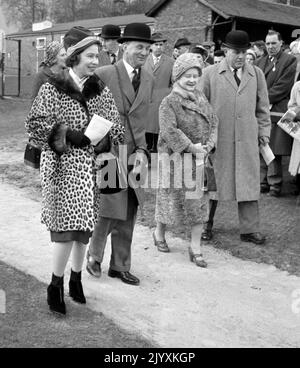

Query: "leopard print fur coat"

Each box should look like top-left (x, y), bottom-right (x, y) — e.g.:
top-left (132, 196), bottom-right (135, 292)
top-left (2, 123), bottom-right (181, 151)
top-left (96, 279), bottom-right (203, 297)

top-left (25, 70), bottom-right (124, 234)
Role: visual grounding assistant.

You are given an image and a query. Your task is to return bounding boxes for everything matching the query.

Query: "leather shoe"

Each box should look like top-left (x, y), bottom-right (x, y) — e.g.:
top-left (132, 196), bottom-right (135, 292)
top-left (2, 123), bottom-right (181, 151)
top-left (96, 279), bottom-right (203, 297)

top-left (86, 258), bottom-right (101, 278)
top-left (152, 232), bottom-right (170, 253)
top-left (201, 229), bottom-right (213, 241)
top-left (108, 269), bottom-right (140, 286)
top-left (260, 185), bottom-right (270, 194)
top-left (240, 232), bottom-right (266, 245)
top-left (268, 189), bottom-right (280, 197)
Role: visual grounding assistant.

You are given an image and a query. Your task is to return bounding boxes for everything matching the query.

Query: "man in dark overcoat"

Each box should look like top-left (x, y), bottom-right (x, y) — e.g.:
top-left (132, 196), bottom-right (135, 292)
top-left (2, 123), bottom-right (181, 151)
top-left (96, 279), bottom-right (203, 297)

top-left (144, 32), bottom-right (174, 153)
top-left (86, 23), bottom-right (154, 285)
top-left (98, 24), bottom-right (123, 67)
top-left (256, 30), bottom-right (297, 196)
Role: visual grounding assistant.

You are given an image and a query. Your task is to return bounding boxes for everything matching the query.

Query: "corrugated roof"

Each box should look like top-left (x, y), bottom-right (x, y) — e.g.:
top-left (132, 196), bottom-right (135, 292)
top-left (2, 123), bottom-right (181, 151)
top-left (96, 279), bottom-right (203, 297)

top-left (7, 13), bottom-right (155, 38)
top-left (201, 0), bottom-right (300, 26)
top-left (146, 0), bottom-right (300, 27)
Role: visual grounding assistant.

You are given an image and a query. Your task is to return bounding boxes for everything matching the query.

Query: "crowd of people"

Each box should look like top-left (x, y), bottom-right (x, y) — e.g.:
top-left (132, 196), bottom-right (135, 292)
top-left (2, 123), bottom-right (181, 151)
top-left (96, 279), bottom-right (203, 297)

top-left (25, 23), bottom-right (299, 316)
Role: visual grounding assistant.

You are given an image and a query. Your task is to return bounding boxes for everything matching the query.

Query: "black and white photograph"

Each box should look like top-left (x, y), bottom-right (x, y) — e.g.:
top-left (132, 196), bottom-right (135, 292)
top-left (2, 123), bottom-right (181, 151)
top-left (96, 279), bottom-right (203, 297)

top-left (0, 0), bottom-right (300, 352)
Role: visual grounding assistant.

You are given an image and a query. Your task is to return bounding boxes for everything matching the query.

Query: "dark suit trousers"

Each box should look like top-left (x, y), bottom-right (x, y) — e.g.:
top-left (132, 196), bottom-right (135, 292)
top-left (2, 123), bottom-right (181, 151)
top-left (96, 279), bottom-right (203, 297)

top-left (206, 200), bottom-right (260, 234)
top-left (89, 189), bottom-right (138, 272)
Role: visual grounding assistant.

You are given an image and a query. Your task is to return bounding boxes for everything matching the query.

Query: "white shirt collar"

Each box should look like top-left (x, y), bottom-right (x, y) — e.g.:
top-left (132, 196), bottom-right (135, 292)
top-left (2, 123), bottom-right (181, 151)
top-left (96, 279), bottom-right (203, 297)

top-left (123, 59), bottom-right (136, 81)
top-left (229, 65), bottom-right (242, 80)
top-left (69, 68), bottom-right (88, 91)
top-left (152, 54), bottom-right (161, 63)
top-left (109, 49), bottom-right (119, 58)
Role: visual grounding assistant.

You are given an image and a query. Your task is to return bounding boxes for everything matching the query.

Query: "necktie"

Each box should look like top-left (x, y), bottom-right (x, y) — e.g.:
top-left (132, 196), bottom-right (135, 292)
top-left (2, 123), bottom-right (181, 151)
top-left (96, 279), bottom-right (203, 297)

top-left (233, 69), bottom-right (241, 87)
top-left (110, 53), bottom-right (116, 65)
top-left (269, 56), bottom-right (276, 71)
top-left (154, 57), bottom-right (159, 67)
top-left (132, 68), bottom-right (141, 93)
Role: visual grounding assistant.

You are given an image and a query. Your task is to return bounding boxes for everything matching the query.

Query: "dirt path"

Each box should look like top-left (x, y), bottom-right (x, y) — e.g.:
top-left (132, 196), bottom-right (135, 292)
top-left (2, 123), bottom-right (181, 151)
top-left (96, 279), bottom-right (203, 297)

top-left (0, 182), bottom-right (300, 348)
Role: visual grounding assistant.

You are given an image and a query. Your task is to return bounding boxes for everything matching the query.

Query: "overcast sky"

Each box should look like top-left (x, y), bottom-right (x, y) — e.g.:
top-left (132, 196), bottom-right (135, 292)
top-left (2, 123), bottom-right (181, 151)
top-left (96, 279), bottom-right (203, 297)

top-left (0, 7), bottom-right (16, 33)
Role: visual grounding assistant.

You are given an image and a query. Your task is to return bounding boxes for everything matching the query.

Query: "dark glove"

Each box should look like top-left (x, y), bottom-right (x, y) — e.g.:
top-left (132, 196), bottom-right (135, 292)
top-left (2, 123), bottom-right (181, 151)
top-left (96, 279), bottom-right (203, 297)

top-left (48, 123), bottom-right (69, 156)
top-left (94, 133), bottom-right (111, 154)
top-left (66, 129), bottom-right (91, 148)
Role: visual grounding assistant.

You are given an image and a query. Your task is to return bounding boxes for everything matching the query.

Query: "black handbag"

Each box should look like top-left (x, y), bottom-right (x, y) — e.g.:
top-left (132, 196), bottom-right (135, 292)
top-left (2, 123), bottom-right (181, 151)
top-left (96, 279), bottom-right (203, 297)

top-left (204, 155), bottom-right (217, 192)
top-left (24, 141), bottom-right (41, 169)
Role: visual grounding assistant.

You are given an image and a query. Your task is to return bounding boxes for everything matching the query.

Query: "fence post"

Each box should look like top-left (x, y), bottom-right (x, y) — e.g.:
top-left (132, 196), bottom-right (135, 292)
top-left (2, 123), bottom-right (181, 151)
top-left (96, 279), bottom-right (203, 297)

top-left (0, 29), bottom-right (5, 98)
top-left (18, 40), bottom-right (21, 97)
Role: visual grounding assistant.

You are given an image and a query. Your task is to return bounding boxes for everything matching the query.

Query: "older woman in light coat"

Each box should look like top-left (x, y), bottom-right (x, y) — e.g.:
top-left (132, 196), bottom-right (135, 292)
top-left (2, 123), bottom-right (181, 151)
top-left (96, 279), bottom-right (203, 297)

top-left (153, 53), bottom-right (218, 268)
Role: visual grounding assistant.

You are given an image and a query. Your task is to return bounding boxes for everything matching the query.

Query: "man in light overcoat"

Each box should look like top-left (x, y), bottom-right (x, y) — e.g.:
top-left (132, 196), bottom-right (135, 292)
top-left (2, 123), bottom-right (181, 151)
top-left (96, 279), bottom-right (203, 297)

top-left (87, 23), bottom-right (154, 286)
top-left (256, 30), bottom-right (297, 197)
top-left (199, 30), bottom-right (271, 245)
top-left (144, 32), bottom-right (174, 153)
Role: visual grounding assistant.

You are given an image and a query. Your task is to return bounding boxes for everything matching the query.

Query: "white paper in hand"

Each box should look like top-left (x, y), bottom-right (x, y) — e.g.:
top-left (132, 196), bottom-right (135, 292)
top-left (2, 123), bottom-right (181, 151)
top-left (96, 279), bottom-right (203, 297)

top-left (260, 144), bottom-right (275, 166)
top-left (85, 114), bottom-right (114, 146)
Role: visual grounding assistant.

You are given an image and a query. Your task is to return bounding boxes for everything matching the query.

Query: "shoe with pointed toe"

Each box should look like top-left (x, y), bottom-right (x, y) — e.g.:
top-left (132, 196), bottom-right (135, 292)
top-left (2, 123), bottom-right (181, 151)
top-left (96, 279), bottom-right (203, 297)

top-left (240, 232), bottom-right (266, 245)
top-left (108, 269), bottom-right (140, 286)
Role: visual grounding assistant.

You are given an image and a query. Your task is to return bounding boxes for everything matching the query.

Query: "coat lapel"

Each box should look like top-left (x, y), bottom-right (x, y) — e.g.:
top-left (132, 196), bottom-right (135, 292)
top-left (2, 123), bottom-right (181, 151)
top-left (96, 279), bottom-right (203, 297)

top-left (115, 60), bottom-right (136, 106)
top-left (239, 64), bottom-right (254, 93)
top-left (130, 68), bottom-right (151, 114)
top-left (153, 54), bottom-right (163, 73)
top-left (147, 54), bottom-right (155, 71)
top-left (117, 46), bottom-right (123, 62)
top-left (218, 59), bottom-right (238, 91)
top-left (263, 57), bottom-right (274, 78)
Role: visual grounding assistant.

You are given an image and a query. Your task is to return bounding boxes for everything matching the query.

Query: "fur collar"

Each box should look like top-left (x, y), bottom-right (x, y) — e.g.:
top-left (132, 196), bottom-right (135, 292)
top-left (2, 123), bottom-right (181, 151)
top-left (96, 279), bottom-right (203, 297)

top-left (48, 69), bottom-right (105, 106)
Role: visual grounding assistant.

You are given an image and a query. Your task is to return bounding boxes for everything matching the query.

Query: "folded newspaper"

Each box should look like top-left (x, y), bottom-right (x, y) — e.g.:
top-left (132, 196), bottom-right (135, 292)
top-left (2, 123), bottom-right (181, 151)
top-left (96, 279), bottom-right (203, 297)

top-left (277, 110), bottom-right (300, 143)
top-left (260, 144), bottom-right (275, 166)
top-left (85, 114), bottom-right (114, 146)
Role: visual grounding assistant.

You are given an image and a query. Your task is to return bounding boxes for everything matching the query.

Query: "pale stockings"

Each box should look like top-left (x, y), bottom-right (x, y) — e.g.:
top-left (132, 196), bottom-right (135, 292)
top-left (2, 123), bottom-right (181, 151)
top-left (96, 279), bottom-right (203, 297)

top-left (52, 241), bottom-right (87, 277)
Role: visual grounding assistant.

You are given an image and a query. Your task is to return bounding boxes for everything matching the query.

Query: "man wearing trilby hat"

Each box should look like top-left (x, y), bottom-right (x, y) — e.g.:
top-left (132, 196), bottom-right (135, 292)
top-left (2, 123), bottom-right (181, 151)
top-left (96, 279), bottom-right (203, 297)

top-left (200, 30), bottom-right (271, 246)
top-left (144, 32), bottom-right (174, 155)
top-left (87, 23), bottom-right (155, 286)
top-left (98, 24), bottom-right (123, 67)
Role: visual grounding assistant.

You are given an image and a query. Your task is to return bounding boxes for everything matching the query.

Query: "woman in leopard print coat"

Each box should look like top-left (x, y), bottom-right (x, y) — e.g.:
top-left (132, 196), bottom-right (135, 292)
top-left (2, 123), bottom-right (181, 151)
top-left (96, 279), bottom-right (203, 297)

top-left (25, 27), bottom-right (124, 315)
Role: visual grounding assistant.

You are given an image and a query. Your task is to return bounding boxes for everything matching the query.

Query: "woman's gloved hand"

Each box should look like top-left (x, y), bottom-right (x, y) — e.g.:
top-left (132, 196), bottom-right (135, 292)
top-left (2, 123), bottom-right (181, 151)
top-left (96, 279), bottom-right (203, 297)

top-left (94, 134), bottom-right (111, 154)
top-left (66, 129), bottom-right (91, 148)
top-left (48, 123), bottom-right (70, 156)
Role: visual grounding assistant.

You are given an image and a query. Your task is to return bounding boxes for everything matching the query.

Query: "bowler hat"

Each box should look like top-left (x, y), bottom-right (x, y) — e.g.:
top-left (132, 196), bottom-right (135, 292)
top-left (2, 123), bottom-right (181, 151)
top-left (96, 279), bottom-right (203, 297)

top-left (99, 24), bottom-right (121, 39)
top-left (190, 45), bottom-right (208, 58)
top-left (118, 23), bottom-right (154, 44)
top-left (64, 26), bottom-right (96, 50)
top-left (223, 30), bottom-right (250, 51)
top-left (152, 32), bottom-right (167, 43)
top-left (174, 38), bottom-right (191, 49)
